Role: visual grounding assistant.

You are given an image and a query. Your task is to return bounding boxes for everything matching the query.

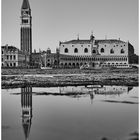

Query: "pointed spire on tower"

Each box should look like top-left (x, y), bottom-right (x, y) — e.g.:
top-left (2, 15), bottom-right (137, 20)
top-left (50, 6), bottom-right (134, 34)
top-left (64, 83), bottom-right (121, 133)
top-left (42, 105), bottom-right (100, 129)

top-left (90, 30), bottom-right (95, 40)
top-left (22, 0), bottom-right (30, 9)
top-left (22, 122), bottom-right (31, 140)
top-left (77, 34), bottom-right (79, 40)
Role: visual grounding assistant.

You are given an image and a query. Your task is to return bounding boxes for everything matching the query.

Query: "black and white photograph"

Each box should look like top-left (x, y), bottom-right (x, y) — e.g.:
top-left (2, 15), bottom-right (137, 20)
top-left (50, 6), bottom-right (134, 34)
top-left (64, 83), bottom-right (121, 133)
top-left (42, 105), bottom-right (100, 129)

top-left (1, 0), bottom-right (139, 140)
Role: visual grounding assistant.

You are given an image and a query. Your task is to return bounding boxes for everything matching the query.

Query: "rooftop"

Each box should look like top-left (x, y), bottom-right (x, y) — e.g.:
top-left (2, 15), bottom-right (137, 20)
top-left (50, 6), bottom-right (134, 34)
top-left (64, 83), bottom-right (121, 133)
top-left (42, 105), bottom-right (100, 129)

top-left (1, 45), bottom-right (19, 51)
top-left (21, 0), bottom-right (30, 9)
top-left (61, 39), bottom-right (125, 44)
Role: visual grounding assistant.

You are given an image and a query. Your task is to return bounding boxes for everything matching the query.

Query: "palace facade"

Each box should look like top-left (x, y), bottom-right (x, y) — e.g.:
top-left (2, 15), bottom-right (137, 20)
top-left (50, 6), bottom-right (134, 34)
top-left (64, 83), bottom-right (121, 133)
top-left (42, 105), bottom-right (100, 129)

top-left (42, 34), bottom-right (135, 69)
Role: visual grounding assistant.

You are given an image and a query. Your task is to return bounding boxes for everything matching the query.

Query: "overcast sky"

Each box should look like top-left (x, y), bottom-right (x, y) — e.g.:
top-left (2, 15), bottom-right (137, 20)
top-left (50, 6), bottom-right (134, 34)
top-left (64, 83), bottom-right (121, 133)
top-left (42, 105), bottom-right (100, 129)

top-left (2, 0), bottom-right (138, 54)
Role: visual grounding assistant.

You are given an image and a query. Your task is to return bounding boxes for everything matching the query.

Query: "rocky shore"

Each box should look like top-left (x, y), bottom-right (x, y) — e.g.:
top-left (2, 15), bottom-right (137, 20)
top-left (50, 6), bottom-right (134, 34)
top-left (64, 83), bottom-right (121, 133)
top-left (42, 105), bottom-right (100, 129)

top-left (1, 68), bottom-right (138, 89)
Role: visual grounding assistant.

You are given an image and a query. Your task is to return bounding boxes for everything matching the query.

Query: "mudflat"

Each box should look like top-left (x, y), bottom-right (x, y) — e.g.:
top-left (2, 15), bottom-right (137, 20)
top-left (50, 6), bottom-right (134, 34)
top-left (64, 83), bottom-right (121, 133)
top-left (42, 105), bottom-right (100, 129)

top-left (1, 68), bottom-right (138, 89)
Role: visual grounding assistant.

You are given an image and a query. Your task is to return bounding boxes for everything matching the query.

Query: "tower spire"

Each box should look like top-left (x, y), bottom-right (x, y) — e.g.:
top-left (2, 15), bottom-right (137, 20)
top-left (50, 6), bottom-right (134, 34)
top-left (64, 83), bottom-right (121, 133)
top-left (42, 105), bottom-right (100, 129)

top-left (21, 0), bottom-right (30, 9)
top-left (77, 34), bottom-right (79, 40)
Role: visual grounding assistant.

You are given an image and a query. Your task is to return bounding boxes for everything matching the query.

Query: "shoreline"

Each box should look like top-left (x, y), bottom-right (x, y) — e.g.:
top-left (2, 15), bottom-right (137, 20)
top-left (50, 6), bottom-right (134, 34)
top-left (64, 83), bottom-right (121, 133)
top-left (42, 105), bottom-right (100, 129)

top-left (2, 68), bottom-right (138, 89)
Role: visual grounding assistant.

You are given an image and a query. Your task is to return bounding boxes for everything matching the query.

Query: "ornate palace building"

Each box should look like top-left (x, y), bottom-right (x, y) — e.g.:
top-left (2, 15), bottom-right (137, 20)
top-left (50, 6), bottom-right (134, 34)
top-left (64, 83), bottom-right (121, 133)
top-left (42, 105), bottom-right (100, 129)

top-left (42, 33), bottom-right (135, 69)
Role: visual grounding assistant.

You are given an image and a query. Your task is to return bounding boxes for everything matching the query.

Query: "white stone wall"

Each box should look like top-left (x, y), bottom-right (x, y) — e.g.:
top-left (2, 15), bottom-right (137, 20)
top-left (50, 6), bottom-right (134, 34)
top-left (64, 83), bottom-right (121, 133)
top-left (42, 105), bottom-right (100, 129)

top-left (98, 42), bottom-right (128, 56)
top-left (59, 43), bottom-right (92, 56)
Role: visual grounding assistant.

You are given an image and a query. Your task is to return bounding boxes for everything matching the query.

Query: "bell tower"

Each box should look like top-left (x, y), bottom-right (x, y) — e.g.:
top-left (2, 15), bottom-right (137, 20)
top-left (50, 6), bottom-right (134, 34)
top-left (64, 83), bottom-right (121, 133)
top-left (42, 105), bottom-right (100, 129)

top-left (21, 0), bottom-right (32, 64)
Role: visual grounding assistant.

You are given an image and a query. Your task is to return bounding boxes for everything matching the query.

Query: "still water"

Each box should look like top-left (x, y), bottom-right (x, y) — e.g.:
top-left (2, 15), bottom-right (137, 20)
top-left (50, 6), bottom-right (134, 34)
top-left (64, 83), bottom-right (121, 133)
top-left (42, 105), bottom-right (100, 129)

top-left (2, 85), bottom-right (138, 140)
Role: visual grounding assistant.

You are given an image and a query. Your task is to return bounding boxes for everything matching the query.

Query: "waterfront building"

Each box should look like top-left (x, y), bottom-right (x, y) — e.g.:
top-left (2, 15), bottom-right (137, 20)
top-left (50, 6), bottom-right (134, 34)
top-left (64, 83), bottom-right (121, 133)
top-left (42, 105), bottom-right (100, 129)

top-left (41, 48), bottom-right (60, 68)
top-left (1, 45), bottom-right (29, 67)
top-left (31, 52), bottom-right (42, 68)
top-left (58, 33), bottom-right (134, 68)
top-left (21, 0), bottom-right (32, 64)
top-left (42, 33), bottom-right (136, 69)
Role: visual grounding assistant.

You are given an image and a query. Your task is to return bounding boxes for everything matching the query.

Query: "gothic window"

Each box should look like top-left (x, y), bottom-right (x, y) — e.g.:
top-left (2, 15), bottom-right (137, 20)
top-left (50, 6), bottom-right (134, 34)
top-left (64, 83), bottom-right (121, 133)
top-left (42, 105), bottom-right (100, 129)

top-left (64, 48), bottom-right (68, 53)
top-left (13, 63), bottom-right (16, 67)
top-left (76, 63), bottom-right (79, 66)
top-left (84, 48), bottom-right (88, 53)
top-left (110, 49), bottom-right (114, 54)
top-left (92, 50), bottom-right (96, 53)
top-left (74, 48), bottom-right (78, 53)
top-left (121, 49), bottom-right (124, 54)
top-left (14, 55), bottom-right (16, 60)
top-left (100, 48), bottom-right (104, 53)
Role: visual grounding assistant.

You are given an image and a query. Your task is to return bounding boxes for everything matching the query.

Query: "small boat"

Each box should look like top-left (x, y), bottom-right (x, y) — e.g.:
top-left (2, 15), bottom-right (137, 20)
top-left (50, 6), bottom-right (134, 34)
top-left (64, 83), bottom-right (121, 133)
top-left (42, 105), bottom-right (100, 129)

top-left (41, 67), bottom-right (52, 69)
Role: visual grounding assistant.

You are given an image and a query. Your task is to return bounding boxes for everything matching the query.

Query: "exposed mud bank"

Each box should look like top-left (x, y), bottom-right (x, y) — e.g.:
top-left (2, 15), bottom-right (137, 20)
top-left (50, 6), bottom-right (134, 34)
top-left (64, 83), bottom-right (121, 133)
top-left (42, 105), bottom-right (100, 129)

top-left (2, 70), bottom-right (138, 89)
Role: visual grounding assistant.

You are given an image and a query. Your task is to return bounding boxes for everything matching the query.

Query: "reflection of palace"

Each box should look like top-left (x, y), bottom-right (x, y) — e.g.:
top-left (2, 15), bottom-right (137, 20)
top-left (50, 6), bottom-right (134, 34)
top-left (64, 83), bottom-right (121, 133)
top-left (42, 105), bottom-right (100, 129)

top-left (94, 86), bottom-right (129, 95)
top-left (59, 85), bottom-right (133, 95)
top-left (21, 86), bottom-right (32, 140)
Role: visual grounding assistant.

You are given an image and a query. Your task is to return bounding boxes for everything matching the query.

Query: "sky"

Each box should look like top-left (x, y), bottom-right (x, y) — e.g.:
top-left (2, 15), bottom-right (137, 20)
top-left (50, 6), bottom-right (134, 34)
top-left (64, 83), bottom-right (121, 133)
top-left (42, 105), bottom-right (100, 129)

top-left (2, 0), bottom-right (139, 54)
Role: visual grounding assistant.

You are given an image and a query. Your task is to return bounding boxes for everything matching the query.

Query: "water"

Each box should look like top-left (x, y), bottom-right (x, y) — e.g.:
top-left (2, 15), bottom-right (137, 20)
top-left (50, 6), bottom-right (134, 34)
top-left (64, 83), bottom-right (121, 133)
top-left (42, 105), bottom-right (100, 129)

top-left (2, 85), bottom-right (138, 140)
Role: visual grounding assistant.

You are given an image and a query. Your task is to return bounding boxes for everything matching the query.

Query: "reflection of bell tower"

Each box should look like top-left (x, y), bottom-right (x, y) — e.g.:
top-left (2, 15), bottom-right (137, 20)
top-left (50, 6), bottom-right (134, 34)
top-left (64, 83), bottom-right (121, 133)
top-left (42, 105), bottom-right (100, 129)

top-left (21, 86), bottom-right (32, 140)
top-left (21, 0), bottom-right (32, 64)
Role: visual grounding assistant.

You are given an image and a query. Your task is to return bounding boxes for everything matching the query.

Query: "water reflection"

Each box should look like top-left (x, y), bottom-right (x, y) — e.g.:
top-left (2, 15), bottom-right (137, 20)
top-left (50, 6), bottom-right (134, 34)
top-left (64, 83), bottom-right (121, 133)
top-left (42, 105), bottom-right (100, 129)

top-left (2, 85), bottom-right (138, 140)
top-left (19, 85), bottom-right (133, 139)
top-left (59, 85), bottom-right (133, 95)
top-left (21, 87), bottom-right (32, 140)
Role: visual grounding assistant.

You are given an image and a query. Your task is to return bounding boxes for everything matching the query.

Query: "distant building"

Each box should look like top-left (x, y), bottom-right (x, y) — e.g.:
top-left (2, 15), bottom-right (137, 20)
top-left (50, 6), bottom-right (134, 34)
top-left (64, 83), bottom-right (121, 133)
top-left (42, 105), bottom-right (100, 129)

top-left (42, 33), bottom-right (137, 69)
top-left (31, 52), bottom-right (42, 68)
top-left (41, 48), bottom-right (60, 68)
top-left (1, 45), bottom-right (29, 67)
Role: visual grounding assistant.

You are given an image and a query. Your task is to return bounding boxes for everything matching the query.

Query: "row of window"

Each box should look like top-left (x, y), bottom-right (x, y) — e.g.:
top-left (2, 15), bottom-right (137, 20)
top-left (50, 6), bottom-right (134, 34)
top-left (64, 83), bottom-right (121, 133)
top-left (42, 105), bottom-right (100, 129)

top-left (62, 44), bottom-right (126, 47)
top-left (64, 48), bottom-right (125, 54)
top-left (104, 62), bottom-right (127, 65)
top-left (59, 62), bottom-right (128, 67)
top-left (104, 44), bottom-right (126, 47)
top-left (100, 48), bottom-right (125, 54)
top-left (102, 64), bottom-right (128, 67)
top-left (2, 63), bottom-right (16, 67)
top-left (64, 48), bottom-right (89, 53)
top-left (4, 55), bottom-right (16, 60)
top-left (61, 57), bottom-right (128, 61)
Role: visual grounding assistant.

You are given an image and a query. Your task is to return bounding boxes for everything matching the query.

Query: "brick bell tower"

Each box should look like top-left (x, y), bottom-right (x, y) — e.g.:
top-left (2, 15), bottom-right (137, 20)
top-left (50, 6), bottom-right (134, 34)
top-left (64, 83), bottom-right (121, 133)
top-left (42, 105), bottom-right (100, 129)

top-left (21, 0), bottom-right (32, 65)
